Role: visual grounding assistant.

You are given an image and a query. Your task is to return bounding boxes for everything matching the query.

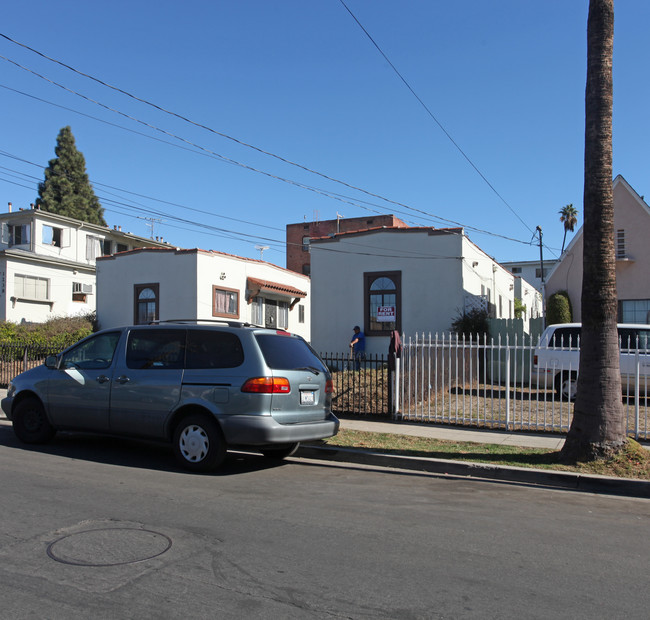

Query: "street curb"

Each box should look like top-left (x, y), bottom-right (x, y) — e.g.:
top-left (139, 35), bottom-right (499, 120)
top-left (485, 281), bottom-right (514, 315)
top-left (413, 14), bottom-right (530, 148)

top-left (296, 444), bottom-right (650, 499)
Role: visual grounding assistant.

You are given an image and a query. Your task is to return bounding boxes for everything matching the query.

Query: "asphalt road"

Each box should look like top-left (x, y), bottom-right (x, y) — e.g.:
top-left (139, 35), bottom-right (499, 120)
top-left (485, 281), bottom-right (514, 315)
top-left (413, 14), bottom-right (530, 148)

top-left (1, 421), bottom-right (649, 619)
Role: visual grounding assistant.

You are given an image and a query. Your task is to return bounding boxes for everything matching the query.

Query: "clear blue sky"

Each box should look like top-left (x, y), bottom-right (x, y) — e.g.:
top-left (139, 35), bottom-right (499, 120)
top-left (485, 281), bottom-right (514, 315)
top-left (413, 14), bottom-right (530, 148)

top-left (1, 1), bottom-right (648, 267)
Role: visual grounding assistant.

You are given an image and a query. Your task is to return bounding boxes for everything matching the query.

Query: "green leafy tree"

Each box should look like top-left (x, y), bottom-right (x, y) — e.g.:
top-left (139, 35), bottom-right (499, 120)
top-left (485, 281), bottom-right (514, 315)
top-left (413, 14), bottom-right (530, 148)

top-left (514, 298), bottom-right (527, 319)
top-left (559, 203), bottom-right (578, 254)
top-left (560, 0), bottom-right (626, 463)
top-left (36, 126), bottom-right (106, 226)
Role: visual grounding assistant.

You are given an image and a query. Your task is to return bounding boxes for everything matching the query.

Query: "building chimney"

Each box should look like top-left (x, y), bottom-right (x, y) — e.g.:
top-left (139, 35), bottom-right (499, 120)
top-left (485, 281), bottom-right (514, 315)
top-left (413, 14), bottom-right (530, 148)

top-left (7, 202), bottom-right (12, 213)
top-left (30, 203), bottom-right (35, 209)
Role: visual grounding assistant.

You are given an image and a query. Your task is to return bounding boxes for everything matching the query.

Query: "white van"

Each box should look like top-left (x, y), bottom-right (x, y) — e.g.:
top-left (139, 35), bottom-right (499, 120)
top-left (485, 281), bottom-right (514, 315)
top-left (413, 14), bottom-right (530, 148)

top-left (532, 323), bottom-right (650, 399)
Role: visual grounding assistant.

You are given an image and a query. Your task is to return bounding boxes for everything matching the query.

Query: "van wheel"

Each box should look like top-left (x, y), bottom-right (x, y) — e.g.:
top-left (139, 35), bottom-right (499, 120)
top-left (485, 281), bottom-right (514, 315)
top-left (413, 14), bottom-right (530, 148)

top-left (173, 414), bottom-right (226, 472)
top-left (12, 398), bottom-right (56, 444)
top-left (260, 443), bottom-right (300, 459)
top-left (555, 372), bottom-right (577, 401)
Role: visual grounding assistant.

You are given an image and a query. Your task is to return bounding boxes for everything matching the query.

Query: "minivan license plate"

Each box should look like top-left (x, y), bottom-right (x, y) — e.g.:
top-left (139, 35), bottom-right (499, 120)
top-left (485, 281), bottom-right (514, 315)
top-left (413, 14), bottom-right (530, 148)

top-left (300, 390), bottom-right (315, 405)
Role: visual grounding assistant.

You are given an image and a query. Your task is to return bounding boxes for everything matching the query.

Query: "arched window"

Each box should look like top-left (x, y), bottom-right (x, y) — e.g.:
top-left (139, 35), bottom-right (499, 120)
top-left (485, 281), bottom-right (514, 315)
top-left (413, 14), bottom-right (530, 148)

top-left (134, 283), bottom-right (159, 324)
top-left (364, 271), bottom-right (401, 335)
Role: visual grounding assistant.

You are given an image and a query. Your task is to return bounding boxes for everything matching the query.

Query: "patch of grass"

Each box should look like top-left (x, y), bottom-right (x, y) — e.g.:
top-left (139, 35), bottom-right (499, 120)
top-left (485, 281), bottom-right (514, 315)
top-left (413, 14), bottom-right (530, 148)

top-left (320, 430), bottom-right (650, 480)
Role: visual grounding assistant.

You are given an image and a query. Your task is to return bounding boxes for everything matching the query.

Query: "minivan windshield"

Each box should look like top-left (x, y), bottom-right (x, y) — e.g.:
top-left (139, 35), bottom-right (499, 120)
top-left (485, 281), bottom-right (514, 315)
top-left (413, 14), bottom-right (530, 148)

top-left (255, 334), bottom-right (328, 372)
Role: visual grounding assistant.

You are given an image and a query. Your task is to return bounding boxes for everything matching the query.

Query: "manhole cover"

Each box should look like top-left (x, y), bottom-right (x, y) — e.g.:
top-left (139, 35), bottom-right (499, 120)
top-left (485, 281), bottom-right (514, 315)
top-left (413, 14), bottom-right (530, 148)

top-left (47, 527), bottom-right (172, 566)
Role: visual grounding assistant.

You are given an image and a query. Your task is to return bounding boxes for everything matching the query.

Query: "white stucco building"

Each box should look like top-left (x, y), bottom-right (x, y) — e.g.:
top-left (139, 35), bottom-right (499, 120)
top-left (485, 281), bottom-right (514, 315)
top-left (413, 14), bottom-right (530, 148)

top-left (96, 248), bottom-right (311, 339)
top-left (309, 226), bottom-right (543, 356)
top-left (0, 205), bottom-right (168, 323)
top-left (545, 175), bottom-right (650, 323)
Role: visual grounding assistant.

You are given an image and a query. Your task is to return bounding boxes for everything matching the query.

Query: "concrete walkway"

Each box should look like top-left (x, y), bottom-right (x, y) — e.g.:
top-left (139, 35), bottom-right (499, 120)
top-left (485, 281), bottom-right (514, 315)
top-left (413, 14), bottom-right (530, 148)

top-left (338, 416), bottom-right (566, 450)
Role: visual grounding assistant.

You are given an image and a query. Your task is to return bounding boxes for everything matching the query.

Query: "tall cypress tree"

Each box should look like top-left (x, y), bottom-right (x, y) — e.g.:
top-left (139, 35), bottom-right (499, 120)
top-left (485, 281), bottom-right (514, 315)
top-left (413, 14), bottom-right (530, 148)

top-left (36, 126), bottom-right (106, 226)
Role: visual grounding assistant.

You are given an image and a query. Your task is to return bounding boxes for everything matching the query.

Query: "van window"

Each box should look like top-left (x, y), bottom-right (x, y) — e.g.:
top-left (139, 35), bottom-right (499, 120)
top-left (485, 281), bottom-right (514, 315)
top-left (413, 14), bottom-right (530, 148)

top-left (255, 334), bottom-right (327, 372)
top-left (126, 329), bottom-right (185, 369)
top-left (186, 330), bottom-right (244, 369)
top-left (548, 327), bottom-right (581, 348)
top-left (61, 331), bottom-right (121, 370)
top-left (619, 328), bottom-right (650, 350)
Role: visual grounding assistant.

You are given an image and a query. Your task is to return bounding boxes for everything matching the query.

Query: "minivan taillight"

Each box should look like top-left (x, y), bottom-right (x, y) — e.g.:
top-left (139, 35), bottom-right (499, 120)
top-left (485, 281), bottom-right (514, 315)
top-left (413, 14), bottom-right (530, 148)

top-left (325, 379), bottom-right (333, 393)
top-left (241, 377), bottom-right (291, 394)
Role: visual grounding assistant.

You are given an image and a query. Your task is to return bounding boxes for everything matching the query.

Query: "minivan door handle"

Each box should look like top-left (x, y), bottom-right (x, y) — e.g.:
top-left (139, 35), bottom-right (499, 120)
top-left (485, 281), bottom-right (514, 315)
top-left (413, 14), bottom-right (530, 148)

top-left (115, 375), bottom-right (130, 384)
top-left (96, 375), bottom-right (110, 384)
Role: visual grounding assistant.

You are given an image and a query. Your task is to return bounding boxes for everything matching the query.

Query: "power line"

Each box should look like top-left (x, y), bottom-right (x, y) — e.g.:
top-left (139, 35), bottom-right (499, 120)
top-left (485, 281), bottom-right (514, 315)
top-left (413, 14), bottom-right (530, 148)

top-left (0, 83), bottom-right (532, 247)
top-left (337, 0), bottom-right (535, 236)
top-left (0, 37), bottom-right (537, 247)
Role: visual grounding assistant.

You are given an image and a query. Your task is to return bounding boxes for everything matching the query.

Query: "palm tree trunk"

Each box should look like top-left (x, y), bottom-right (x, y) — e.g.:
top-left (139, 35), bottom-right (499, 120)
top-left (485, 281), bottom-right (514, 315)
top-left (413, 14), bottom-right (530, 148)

top-left (560, 0), bottom-right (626, 462)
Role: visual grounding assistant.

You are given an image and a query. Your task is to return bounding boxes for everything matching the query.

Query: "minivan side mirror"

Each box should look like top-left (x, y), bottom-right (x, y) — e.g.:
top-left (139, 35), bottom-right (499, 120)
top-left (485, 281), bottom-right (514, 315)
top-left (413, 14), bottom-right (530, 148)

top-left (45, 355), bottom-right (59, 369)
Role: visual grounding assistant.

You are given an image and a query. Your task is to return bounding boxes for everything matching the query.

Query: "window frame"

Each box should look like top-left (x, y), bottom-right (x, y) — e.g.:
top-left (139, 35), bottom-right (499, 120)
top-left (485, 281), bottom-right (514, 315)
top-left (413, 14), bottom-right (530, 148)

top-left (364, 271), bottom-right (401, 336)
top-left (134, 283), bottom-right (159, 325)
top-left (212, 285), bottom-right (240, 319)
top-left (14, 273), bottom-right (49, 301)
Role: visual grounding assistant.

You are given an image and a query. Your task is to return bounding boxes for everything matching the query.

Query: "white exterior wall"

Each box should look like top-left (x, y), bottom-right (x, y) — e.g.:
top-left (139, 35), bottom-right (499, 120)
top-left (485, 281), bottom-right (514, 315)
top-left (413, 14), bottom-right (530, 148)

top-left (310, 229), bottom-right (517, 357)
top-left (0, 208), bottom-right (169, 324)
top-left (1, 258), bottom-right (95, 322)
top-left (97, 250), bottom-right (311, 339)
top-left (97, 251), bottom-right (198, 328)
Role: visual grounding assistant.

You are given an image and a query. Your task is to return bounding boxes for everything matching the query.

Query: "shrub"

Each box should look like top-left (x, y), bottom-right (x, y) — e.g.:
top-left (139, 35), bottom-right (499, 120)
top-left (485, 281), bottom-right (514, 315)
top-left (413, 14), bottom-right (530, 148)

top-left (0, 313), bottom-right (96, 350)
top-left (450, 308), bottom-right (490, 339)
top-left (546, 291), bottom-right (573, 324)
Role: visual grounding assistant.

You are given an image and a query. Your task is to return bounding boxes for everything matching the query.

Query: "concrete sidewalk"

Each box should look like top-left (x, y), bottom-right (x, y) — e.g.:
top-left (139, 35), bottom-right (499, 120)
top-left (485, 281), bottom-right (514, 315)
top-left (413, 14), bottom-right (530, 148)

top-left (338, 416), bottom-right (566, 450)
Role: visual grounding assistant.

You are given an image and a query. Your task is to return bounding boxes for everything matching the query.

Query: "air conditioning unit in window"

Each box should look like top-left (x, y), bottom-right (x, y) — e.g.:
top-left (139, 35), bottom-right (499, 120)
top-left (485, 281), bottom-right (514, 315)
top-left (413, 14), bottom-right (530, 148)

top-left (73, 283), bottom-right (93, 294)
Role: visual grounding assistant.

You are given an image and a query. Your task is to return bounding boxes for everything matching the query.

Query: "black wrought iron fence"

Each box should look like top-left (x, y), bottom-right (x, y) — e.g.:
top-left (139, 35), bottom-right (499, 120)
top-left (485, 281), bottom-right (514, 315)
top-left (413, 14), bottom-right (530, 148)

top-left (320, 352), bottom-right (391, 417)
top-left (0, 344), bottom-right (60, 387)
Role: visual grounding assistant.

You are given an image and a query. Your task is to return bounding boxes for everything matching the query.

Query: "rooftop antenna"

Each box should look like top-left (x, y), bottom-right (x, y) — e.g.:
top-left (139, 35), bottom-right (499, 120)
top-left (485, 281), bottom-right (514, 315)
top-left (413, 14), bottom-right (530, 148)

top-left (145, 217), bottom-right (162, 239)
top-left (255, 245), bottom-right (269, 260)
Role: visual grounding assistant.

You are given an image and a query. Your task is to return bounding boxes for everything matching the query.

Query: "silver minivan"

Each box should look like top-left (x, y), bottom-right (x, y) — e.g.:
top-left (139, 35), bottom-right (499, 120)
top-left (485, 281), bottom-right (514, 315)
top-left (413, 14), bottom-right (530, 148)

top-left (1, 322), bottom-right (339, 471)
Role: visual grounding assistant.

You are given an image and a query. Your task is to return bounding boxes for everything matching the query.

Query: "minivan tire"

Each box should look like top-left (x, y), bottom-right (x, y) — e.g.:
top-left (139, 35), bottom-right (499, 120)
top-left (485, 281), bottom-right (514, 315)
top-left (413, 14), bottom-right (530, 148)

top-left (12, 397), bottom-right (56, 444)
top-left (173, 414), bottom-right (227, 472)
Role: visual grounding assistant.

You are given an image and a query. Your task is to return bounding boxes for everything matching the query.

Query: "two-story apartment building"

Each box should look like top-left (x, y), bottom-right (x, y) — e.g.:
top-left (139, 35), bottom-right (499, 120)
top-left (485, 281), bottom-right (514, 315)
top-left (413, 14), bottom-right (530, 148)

top-left (0, 204), bottom-right (169, 323)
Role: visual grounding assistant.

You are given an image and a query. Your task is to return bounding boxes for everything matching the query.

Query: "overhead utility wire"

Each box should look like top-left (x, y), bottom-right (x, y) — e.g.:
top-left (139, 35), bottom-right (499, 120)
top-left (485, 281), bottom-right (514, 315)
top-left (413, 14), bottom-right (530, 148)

top-left (338, 0), bottom-right (535, 236)
top-left (1, 35), bottom-right (533, 246)
top-left (0, 32), bottom-right (421, 212)
top-left (0, 81), bottom-right (528, 246)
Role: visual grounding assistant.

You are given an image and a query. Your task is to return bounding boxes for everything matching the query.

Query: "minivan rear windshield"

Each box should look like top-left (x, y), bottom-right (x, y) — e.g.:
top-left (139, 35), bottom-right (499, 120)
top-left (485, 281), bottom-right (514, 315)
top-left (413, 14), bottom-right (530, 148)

top-left (255, 334), bottom-right (327, 372)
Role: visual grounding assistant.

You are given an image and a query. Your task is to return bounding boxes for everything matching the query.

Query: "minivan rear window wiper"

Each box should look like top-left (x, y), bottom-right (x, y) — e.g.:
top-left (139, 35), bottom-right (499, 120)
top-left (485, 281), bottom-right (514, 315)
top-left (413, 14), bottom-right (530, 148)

top-left (295, 366), bottom-right (320, 375)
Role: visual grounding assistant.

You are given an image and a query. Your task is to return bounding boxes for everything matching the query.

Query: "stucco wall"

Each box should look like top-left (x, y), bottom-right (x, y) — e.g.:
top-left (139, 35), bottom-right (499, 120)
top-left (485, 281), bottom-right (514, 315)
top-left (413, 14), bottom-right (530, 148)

top-left (310, 229), bottom-right (517, 356)
top-left (96, 249), bottom-right (311, 339)
top-left (1, 257), bottom-right (95, 323)
top-left (546, 177), bottom-right (650, 321)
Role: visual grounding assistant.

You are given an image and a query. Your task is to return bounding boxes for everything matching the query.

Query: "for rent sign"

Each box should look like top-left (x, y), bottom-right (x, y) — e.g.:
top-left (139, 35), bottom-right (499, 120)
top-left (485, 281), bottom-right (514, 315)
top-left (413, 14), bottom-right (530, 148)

top-left (377, 306), bottom-right (395, 322)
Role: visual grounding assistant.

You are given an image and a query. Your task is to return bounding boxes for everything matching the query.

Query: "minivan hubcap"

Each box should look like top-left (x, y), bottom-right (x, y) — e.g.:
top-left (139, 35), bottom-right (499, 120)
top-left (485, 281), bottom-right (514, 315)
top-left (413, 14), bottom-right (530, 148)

top-left (179, 425), bottom-right (209, 462)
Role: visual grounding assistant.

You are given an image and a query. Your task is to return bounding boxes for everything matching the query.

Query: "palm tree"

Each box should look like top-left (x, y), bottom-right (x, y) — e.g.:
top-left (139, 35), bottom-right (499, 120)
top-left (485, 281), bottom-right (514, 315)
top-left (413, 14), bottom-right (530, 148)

top-left (559, 203), bottom-right (578, 254)
top-left (560, 0), bottom-right (626, 463)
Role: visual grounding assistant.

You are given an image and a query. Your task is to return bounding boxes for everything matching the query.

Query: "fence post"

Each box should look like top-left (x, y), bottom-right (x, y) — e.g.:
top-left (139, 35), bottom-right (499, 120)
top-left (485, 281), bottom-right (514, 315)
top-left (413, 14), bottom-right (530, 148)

top-left (394, 355), bottom-right (401, 420)
top-left (23, 347), bottom-right (28, 374)
top-left (505, 334), bottom-right (511, 431)
top-left (635, 347), bottom-right (640, 440)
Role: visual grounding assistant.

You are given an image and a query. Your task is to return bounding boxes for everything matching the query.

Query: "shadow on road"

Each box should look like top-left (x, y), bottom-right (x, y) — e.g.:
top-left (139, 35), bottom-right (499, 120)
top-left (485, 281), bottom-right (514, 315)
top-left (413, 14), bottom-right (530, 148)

top-left (0, 422), bottom-right (290, 476)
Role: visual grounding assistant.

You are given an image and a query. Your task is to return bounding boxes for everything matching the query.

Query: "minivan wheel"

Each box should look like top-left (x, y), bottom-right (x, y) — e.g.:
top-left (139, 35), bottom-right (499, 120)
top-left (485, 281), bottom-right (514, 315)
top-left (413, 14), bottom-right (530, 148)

top-left (260, 443), bottom-right (300, 459)
top-left (555, 372), bottom-right (577, 401)
top-left (173, 414), bottom-right (226, 472)
top-left (12, 397), bottom-right (56, 444)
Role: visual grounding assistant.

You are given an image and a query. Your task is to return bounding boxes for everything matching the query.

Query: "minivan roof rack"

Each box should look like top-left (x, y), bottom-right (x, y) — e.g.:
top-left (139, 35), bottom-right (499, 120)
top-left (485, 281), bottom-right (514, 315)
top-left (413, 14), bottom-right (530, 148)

top-left (149, 319), bottom-right (256, 328)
